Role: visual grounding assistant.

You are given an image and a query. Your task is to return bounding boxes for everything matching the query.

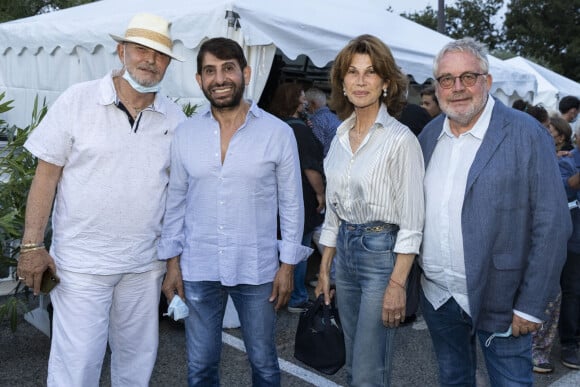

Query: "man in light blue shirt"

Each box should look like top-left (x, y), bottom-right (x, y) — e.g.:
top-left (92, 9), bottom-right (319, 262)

top-left (157, 37), bottom-right (311, 387)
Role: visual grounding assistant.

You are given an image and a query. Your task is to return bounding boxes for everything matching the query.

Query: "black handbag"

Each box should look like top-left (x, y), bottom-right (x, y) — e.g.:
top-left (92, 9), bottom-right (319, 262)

top-left (293, 294), bottom-right (345, 375)
top-left (405, 261), bottom-right (422, 318)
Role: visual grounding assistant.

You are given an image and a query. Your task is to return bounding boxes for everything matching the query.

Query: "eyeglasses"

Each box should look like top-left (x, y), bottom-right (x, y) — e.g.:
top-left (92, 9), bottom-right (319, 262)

top-left (436, 72), bottom-right (487, 89)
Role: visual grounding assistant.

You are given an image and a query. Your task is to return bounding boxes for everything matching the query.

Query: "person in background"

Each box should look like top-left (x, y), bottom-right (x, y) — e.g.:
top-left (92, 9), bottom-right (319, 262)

top-left (520, 103), bottom-right (561, 374)
top-left (305, 87), bottom-right (342, 157)
top-left (526, 104), bottom-right (550, 129)
top-left (559, 96), bottom-right (580, 124)
top-left (558, 120), bottom-right (580, 371)
top-left (420, 85), bottom-right (442, 118)
top-left (549, 115), bottom-right (574, 152)
top-left (399, 101), bottom-right (432, 136)
top-left (16, 13), bottom-right (186, 386)
top-left (315, 34), bottom-right (425, 386)
top-left (512, 99), bottom-right (550, 129)
top-left (158, 37), bottom-right (310, 387)
top-left (269, 82), bottom-right (325, 313)
top-left (419, 37), bottom-right (570, 386)
top-left (559, 96), bottom-right (580, 136)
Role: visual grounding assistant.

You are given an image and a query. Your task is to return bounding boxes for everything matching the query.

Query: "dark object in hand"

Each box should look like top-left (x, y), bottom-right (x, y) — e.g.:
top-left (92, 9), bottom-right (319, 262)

top-left (40, 269), bottom-right (60, 294)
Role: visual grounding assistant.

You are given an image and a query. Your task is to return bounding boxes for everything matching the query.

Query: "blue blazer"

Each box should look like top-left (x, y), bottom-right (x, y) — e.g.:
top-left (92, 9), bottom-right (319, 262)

top-left (419, 99), bottom-right (571, 332)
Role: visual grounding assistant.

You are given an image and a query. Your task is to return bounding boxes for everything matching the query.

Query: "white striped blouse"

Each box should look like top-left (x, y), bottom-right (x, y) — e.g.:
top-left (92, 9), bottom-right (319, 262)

top-left (319, 104), bottom-right (425, 255)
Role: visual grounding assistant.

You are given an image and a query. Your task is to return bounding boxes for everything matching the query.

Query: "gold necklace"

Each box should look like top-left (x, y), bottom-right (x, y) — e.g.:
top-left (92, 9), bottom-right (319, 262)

top-left (115, 80), bottom-right (151, 113)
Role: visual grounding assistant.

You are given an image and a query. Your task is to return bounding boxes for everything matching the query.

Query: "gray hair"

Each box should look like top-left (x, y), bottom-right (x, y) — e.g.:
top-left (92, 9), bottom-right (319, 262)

top-left (433, 37), bottom-right (489, 77)
top-left (305, 87), bottom-right (327, 106)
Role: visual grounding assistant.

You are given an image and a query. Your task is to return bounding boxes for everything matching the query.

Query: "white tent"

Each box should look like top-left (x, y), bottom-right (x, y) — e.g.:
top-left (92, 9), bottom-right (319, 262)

top-left (504, 56), bottom-right (580, 111)
top-left (0, 0), bottom-right (537, 127)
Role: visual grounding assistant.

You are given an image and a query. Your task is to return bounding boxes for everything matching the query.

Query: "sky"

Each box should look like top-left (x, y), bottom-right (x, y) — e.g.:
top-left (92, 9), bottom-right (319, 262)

top-left (387, 0), bottom-right (446, 14)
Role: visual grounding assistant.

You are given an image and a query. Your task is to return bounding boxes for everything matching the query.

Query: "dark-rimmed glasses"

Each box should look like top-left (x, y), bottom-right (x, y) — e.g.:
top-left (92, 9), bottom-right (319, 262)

top-left (436, 72), bottom-right (487, 89)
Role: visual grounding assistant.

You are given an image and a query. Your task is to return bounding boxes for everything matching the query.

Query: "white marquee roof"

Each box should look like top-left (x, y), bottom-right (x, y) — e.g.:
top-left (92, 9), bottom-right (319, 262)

top-left (0, 0), bottom-right (538, 126)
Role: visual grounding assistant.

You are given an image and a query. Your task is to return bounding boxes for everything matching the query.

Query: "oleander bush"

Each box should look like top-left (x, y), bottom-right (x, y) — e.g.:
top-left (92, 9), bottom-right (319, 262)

top-left (0, 94), bottom-right (48, 331)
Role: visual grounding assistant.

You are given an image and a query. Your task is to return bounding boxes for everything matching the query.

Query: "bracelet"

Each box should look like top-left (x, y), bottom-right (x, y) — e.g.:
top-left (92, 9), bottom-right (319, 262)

top-left (20, 242), bottom-right (44, 249)
top-left (20, 246), bottom-right (46, 253)
top-left (389, 277), bottom-right (406, 290)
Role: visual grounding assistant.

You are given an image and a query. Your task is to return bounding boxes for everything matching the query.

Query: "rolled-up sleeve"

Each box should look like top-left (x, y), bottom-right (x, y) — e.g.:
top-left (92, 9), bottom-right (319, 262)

top-left (276, 126), bottom-right (313, 264)
top-left (393, 133), bottom-right (425, 255)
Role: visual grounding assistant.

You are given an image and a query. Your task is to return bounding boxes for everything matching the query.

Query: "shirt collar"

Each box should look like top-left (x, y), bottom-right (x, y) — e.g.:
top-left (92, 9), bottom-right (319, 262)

top-left (337, 103), bottom-right (391, 135)
top-left (201, 99), bottom-right (260, 120)
top-left (98, 70), bottom-right (167, 115)
top-left (438, 95), bottom-right (495, 140)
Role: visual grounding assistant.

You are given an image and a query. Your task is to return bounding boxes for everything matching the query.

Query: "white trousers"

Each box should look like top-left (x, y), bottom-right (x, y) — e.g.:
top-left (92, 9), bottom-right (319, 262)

top-left (47, 265), bottom-right (165, 387)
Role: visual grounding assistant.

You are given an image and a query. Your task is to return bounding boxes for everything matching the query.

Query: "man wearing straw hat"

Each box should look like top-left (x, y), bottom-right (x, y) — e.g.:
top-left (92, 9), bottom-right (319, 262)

top-left (16, 13), bottom-right (185, 386)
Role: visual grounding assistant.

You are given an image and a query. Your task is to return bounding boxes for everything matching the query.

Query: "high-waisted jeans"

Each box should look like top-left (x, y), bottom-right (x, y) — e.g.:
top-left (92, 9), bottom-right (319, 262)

top-left (335, 221), bottom-right (399, 386)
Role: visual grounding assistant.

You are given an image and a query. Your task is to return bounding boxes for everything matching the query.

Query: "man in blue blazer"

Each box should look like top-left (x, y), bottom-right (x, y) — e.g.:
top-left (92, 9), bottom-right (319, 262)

top-left (418, 38), bottom-right (571, 386)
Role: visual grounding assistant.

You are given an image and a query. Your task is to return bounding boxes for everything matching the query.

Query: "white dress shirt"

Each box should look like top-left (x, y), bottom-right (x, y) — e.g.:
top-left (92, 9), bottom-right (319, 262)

top-left (421, 98), bottom-right (495, 316)
top-left (319, 104), bottom-right (425, 254)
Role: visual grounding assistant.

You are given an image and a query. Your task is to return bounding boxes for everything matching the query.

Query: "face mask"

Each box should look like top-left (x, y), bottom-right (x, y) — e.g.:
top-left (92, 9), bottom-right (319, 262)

top-left (163, 295), bottom-right (189, 321)
top-left (122, 48), bottom-right (161, 94)
top-left (122, 69), bottom-right (161, 94)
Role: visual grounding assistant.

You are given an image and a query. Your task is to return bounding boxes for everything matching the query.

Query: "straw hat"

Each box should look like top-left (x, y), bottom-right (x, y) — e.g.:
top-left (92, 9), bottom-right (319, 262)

top-left (110, 13), bottom-right (183, 61)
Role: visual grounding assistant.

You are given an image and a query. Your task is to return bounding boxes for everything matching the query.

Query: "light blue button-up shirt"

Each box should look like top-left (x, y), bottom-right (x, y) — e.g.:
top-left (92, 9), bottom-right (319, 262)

top-left (158, 101), bottom-right (311, 286)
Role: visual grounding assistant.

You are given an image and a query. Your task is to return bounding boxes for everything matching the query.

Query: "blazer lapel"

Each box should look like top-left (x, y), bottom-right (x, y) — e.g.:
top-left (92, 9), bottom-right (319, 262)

top-left (420, 115), bottom-right (445, 167)
top-left (465, 103), bottom-right (508, 193)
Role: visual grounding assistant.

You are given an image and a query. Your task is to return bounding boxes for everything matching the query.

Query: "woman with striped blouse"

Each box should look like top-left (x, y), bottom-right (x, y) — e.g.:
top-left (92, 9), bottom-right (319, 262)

top-left (315, 35), bottom-right (425, 386)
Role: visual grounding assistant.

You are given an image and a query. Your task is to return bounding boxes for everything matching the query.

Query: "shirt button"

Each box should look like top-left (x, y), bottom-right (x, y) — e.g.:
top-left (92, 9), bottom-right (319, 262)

top-left (219, 226), bottom-right (223, 230)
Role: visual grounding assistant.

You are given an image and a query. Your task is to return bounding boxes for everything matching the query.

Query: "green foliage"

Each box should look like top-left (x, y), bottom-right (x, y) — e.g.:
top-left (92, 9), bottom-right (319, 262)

top-left (0, 293), bottom-right (27, 331)
top-left (504, 0), bottom-right (580, 82)
top-left (446, 0), bottom-right (504, 50)
top-left (403, 5), bottom-right (438, 31)
top-left (400, 0), bottom-right (579, 81)
top-left (0, 0), bottom-right (96, 22)
top-left (401, 0), bottom-right (504, 50)
top-left (180, 101), bottom-right (199, 118)
top-left (0, 94), bottom-right (48, 331)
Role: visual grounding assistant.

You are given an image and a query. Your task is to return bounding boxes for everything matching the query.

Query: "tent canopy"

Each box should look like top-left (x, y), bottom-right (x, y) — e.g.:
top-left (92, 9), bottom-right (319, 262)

top-left (0, 0), bottom-right (537, 126)
top-left (504, 56), bottom-right (580, 111)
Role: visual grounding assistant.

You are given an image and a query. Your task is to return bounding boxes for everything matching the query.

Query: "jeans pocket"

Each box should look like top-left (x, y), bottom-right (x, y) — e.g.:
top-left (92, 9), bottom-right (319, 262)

top-left (360, 231), bottom-right (394, 253)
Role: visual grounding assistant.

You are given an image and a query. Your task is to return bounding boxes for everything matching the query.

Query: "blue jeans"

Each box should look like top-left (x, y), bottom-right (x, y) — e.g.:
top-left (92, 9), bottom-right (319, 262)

top-left (335, 221), bottom-right (398, 386)
top-left (421, 293), bottom-right (533, 386)
top-left (559, 250), bottom-right (580, 347)
top-left (289, 231), bottom-right (314, 307)
top-left (183, 281), bottom-right (280, 387)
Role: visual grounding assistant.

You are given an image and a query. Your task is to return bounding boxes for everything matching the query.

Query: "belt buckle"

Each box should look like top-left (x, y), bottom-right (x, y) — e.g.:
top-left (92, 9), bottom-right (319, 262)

top-left (368, 225), bottom-right (384, 232)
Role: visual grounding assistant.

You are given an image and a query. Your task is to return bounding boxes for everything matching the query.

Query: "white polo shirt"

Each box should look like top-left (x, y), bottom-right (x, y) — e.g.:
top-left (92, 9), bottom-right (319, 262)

top-left (25, 70), bottom-right (186, 274)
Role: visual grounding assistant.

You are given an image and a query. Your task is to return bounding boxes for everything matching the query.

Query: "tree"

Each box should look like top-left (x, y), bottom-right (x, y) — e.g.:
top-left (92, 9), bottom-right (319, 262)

top-left (401, 0), bottom-right (504, 50)
top-left (403, 5), bottom-right (438, 31)
top-left (504, 0), bottom-right (580, 82)
top-left (0, 0), bottom-right (96, 22)
top-left (446, 0), bottom-right (504, 50)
